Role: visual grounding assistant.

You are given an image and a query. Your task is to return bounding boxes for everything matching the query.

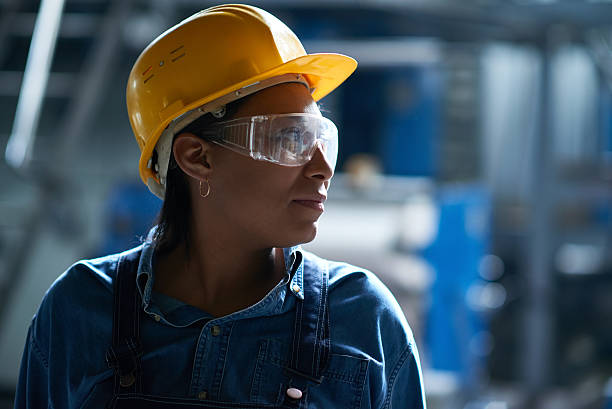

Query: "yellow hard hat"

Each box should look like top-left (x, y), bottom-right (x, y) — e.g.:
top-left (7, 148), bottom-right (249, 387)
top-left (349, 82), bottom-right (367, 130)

top-left (126, 3), bottom-right (357, 197)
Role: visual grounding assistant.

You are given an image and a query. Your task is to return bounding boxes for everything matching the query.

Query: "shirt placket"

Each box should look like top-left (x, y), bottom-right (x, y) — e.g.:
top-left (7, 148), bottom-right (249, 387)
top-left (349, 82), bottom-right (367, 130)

top-left (189, 320), bottom-right (233, 401)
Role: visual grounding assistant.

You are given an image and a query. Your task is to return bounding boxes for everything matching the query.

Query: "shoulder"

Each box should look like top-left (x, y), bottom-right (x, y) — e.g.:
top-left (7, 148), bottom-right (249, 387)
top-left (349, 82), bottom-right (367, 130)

top-left (301, 250), bottom-right (415, 354)
top-left (30, 246), bottom-right (142, 352)
top-left (20, 247), bottom-right (142, 409)
top-left (301, 250), bottom-right (425, 407)
top-left (40, 247), bottom-right (132, 308)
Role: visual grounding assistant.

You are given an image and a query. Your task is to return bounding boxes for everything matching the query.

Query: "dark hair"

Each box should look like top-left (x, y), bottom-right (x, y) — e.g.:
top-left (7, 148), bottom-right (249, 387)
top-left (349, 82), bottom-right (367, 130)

top-left (153, 101), bottom-right (243, 254)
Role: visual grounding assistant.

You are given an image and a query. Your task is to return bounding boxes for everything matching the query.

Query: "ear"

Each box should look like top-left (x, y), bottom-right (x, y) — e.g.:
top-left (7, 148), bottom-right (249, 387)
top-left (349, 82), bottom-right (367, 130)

top-left (172, 133), bottom-right (215, 181)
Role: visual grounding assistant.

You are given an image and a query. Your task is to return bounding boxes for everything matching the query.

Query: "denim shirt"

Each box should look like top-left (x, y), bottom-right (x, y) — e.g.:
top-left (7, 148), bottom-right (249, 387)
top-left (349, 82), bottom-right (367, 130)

top-left (14, 236), bottom-right (426, 409)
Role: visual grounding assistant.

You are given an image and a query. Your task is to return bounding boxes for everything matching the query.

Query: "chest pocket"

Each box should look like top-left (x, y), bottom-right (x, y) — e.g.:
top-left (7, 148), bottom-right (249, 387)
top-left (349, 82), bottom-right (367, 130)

top-left (251, 339), bottom-right (369, 409)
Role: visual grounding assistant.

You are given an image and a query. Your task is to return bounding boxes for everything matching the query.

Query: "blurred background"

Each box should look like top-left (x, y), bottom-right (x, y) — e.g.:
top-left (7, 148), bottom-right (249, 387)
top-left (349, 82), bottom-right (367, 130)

top-left (1, 0), bottom-right (611, 408)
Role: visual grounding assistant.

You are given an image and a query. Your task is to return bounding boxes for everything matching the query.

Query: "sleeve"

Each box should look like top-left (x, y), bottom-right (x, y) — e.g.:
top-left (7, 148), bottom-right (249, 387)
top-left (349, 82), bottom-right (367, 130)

top-left (14, 323), bottom-right (49, 409)
top-left (384, 342), bottom-right (426, 409)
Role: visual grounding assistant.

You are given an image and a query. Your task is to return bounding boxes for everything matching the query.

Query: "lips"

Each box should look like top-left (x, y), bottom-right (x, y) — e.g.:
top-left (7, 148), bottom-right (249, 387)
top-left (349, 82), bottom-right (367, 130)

top-left (292, 194), bottom-right (326, 212)
top-left (293, 200), bottom-right (325, 211)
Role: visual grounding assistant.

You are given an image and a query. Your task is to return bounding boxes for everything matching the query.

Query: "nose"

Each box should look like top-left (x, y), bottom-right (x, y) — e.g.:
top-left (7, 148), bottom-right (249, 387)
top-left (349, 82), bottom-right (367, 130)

top-left (303, 142), bottom-right (334, 183)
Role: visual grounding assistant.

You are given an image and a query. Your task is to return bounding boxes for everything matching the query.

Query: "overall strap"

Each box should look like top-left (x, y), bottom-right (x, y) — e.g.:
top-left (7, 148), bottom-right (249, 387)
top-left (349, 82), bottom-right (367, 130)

top-left (287, 252), bottom-right (331, 383)
top-left (105, 248), bottom-right (144, 396)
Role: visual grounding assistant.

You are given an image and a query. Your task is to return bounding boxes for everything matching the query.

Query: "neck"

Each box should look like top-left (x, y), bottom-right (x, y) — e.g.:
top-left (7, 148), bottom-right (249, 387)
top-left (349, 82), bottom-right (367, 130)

top-left (154, 232), bottom-right (286, 317)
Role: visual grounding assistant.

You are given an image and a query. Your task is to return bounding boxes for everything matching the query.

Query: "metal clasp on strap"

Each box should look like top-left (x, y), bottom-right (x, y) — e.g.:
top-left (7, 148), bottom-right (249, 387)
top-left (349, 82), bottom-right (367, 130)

top-left (105, 337), bottom-right (143, 389)
top-left (119, 372), bottom-right (136, 387)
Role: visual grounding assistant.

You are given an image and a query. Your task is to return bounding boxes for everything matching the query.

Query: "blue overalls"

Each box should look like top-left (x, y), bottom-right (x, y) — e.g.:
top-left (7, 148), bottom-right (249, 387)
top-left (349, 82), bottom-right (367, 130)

top-left (104, 250), bottom-right (330, 408)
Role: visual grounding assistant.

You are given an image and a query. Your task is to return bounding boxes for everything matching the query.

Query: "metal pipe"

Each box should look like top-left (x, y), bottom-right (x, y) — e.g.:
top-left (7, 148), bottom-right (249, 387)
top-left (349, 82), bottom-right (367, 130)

top-left (5, 0), bottom-right (66, 171)
top-left (522, 34), bottom-right (556, 396)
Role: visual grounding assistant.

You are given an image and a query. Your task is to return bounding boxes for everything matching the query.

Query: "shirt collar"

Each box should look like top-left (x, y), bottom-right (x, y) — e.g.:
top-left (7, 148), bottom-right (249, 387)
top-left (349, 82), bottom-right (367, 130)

top-left (135, 230), bottom-right (305, 321)
top-left (136, 231), bottom-right (156, 310)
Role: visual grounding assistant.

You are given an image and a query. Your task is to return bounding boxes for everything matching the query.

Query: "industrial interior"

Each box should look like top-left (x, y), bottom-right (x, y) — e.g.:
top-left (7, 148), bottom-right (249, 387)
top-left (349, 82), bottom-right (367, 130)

top-left (0, 0), bottom-right (611, 408)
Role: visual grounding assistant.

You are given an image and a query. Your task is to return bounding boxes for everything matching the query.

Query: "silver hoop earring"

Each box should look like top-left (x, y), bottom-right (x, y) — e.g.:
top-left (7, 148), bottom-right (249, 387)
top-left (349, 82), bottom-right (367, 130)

top-left (199, 179), bottom-right (211, 198)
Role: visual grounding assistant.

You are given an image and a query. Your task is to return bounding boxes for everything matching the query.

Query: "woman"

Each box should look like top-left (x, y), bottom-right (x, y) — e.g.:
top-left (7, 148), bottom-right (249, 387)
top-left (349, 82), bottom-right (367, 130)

top-left (15, 4), bottom-right (426, 408)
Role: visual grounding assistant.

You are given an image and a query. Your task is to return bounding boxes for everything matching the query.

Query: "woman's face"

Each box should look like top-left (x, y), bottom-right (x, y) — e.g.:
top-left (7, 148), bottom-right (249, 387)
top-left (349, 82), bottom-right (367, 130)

top-left (204, 82), bottom-right (334, 248)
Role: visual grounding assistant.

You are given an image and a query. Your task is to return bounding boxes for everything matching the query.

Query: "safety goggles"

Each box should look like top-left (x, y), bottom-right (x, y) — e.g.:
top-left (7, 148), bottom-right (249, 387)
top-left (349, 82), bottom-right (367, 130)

top-left (197, 113), bottom-right (338, 169)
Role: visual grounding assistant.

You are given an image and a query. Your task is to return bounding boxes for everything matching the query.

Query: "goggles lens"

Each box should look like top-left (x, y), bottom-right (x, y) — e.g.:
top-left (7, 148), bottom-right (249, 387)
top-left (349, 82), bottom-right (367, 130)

top-left (200, 113), bottom-right (338, 169)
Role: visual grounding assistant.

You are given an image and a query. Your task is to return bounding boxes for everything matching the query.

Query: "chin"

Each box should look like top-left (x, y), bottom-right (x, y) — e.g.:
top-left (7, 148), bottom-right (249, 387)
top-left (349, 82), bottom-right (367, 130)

top-left (300, 225), bottom-right (318, 244)
top-left (278, 223), bottom-right (318, 247)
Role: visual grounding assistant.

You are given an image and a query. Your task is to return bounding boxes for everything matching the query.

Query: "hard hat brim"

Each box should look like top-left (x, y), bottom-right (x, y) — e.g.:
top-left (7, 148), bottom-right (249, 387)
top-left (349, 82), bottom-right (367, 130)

top-left (139, 52), bottom-right (357, 186)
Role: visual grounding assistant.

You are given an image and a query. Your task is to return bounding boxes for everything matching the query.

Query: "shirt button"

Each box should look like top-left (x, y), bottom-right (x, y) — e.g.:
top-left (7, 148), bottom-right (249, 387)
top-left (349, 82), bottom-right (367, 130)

top-left (197, 390), bottom-right (207, 400)
top-left (292, 284), bottom-right (300, 293)
top-left (154, 315), bottom-right (161, 322)
top-left (211, 325), bottom-right (221, 336)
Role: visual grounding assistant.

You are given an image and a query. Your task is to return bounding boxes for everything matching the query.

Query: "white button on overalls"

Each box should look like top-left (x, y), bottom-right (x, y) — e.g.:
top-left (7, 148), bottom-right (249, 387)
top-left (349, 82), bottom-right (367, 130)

top-left (286, 387), bottom-right (303, 399)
